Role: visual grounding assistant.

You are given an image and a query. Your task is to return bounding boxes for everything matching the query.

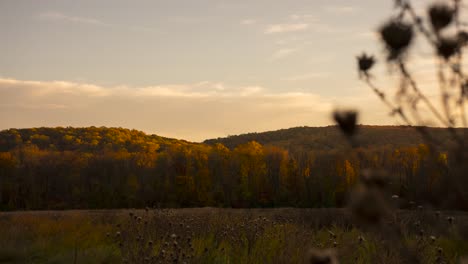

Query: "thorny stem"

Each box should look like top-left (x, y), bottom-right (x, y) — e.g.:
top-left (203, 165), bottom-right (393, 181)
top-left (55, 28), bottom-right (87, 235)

top-left (453, 0), bottom-right (468, 127)
top-left (363, 73), bottom-right (444, 154)
top-left (402, 0), bottom-right (437, 45)
top-left (437, 59), bottom-right (453, 126)
top-left (399, 61), bottom-right (466, 151)
top-left (363, 73), bottom-right (468, 209)
top-left (398, 61), bottom-right (453, 127)
top-left (363, 75), bottom-right (412, 126)
top-left (404, 0), bottom-right (467, 127)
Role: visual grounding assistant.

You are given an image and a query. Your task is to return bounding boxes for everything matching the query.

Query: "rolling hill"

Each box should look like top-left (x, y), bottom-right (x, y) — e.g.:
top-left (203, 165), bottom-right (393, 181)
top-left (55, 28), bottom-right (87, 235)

top-left (204, 125), bottom-right (467, 152)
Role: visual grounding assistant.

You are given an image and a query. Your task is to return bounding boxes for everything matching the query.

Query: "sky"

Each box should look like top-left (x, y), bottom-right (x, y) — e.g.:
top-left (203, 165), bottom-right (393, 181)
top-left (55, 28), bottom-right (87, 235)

top-left (0, 0), bottom-right (463, 141)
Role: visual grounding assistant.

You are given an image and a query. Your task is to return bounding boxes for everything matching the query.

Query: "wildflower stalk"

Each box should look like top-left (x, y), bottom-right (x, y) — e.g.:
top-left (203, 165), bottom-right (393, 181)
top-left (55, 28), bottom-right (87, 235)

top-left (397, 61), bottom-right (452, 127)
top-left (362, 75), bottom-right (412, 126)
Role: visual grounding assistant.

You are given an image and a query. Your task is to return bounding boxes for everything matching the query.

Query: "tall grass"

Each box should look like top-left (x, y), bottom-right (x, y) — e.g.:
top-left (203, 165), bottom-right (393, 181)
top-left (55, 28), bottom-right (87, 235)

top-left (1, 209), bottom-right (466, 263)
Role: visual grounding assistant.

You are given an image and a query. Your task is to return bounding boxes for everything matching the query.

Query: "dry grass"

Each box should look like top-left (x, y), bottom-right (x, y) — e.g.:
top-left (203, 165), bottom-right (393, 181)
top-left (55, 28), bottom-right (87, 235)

top-left (0, 208), bottom-right (467, 263)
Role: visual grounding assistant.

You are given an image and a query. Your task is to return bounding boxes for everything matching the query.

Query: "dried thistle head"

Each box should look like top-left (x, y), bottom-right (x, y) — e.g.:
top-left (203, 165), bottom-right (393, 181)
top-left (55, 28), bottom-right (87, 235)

top-left (361, 169), bottom-right (389, 189)
top-left (437, 37), bottom-right (461, 60)
top-left (379, 20), bottom-right (414, 60)
top-left (428, 3), bottom-right (454, 32)
top-left (458, 31), bottom-right (468, 47)
top-left (463, 81), bottom-right (468, 99)
top-left (349, 183), bottom-right (390, 225)
top-left (446, 216), bottom-right (454, 224)
top-left (333, 110), bottom-right (358, 137)
top-left (357, 53), bottom-right (375, 75)
top-left (461, 257), bottom-right (468, 264)
top-left (358, 235), bottom-right (365, 244)
top-left (306, 248), bottom-right (339, 264)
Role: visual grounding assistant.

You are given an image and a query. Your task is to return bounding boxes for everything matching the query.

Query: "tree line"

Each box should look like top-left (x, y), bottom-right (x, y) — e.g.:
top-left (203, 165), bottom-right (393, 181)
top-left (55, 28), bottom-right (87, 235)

top-left (0, 127), bottom-right (457, 210)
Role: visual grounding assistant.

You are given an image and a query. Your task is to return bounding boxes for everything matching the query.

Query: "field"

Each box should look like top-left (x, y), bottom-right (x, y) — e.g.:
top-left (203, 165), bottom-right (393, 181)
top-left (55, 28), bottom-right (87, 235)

top-left (1, 208), bottom-right (468, 264)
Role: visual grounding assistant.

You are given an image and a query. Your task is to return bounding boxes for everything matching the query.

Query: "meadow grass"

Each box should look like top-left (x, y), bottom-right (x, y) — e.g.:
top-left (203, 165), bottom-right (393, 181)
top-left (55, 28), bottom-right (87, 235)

top-left (0, 208), bottom-right (467, 263)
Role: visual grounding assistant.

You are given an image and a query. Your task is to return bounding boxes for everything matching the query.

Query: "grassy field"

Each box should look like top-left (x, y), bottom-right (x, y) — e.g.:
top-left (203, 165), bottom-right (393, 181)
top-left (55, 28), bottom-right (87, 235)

top-left (0, 208), bottom-right (467, 264)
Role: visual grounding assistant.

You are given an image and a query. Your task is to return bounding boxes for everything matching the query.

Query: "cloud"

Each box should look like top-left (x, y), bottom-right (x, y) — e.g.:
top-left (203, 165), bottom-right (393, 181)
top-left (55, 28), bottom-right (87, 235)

top-left (38, 11), bottom-right (158, 33)
top-left (265, 23), bottom-right (309, 34)
top-left (0, 77), bottom-right (338, 141)
top-left (281, 72), bottom-right (330, 81)
top-left (290, 14), bottom-right (315, 21)
top-left (324, 5), bottom-right (359, 15)
top-left (270, 48), bottom-right (297, 60)
top-left (353, 31), bottom-right (377, 40)
top-left (39, 12), bottom-right (109, 26)
top-left (240, 19), bottom-right (257, 25)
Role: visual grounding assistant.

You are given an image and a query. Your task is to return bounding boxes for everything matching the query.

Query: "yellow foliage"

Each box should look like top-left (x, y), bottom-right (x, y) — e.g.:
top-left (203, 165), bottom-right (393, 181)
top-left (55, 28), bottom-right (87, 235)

top-left (344, 160), bottom-right (356, 185)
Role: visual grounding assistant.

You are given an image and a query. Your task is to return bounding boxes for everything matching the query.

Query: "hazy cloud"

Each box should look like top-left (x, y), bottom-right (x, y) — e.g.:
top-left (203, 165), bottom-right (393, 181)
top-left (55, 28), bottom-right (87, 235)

top-left (240, 19), bottom-right (257, 25)
top-left (38, 11), bottom-right (158, 33)
top-left (39, 12), bottom-right (109, 26)
top-left (290, 14), bottom-right (315, 21)
top-left (0, 77), bottom-right (337, 141)
top-left (324, 5), bottom-right (359, 15)
top-left (270, 48), bottom-right (297, 60)
top-left (265, 23), bottom-right (309, 34)
top-left (281, 72), bottom-right (330, 81)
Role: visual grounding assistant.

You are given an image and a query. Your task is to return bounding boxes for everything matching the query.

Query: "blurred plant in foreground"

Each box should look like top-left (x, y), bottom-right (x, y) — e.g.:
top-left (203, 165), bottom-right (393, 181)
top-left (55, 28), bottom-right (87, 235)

top-left (356, 0), bottom-right (467, 210)
top-left (329, 0), bottom-right (468, 262)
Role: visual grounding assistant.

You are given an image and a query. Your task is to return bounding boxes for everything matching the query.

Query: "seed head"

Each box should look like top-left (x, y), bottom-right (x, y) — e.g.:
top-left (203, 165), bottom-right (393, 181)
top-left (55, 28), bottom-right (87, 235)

top-left (361, 169), bottom-right (388, 189)
top-left (437, 37), bottom-right (460, 60)
top-left (446, 216), bottom-right (454, 224)
top-left (428, 4), bottom-right (454, 32)
top-left (333, 110), bottom-right (358, 137)
top-left (419, 229), bottom-right (424, 236)
top-left (358, 235), bottom-right (365, 244)
top-left (349, 184), bottom-right (389, 225)
top-left (458, 31), bottom-right (468, 46)
top-left (437, 247), bottom-right (443, 255)
top-left (306, 248), bottom-right (339, 264)
top-left (379, 20), bottom-right (413, 60)
top-left (357, 53), bottom-right (375, 75)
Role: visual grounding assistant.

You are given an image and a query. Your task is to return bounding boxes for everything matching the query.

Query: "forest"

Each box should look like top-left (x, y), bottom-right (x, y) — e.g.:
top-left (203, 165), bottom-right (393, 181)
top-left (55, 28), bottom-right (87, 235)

top-left (0, 126), bottom-right (465, 210)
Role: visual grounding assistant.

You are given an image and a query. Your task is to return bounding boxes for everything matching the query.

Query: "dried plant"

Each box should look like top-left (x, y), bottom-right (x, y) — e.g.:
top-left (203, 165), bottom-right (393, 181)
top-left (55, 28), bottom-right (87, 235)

top-left (356, 0), bottom-right (467, 210)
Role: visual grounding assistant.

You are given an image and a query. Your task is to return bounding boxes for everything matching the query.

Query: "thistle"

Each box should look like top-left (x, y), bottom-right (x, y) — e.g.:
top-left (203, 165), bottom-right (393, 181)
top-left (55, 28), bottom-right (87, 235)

top-left (437, 37), bottom-right (460, 60)
top-left (379, 20), bottom-right (413, 60)
top-left (357, 53), bottom-right (375, 77)
top-left (333, 110), bottom-right (358, 137)
top-left (428, 4), bottom-right (454, 32)
top-left (306, 248), bottom-right (339, 264)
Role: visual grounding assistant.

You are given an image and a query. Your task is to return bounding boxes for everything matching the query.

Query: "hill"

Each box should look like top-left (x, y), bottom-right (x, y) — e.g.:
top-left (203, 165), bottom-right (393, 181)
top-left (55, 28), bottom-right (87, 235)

top-left (0, 126), bottom-right (466, 210)
top-left (2, 126), bottom-right (465, 154)
top-left (0, 126), bottom-right (194, 153)
top-left (204, 125), bottom-right (467, 152)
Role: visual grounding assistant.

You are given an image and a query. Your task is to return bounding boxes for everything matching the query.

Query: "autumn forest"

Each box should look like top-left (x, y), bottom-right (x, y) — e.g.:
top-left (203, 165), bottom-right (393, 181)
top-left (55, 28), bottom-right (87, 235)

top-left (0, 126), bottom-right (465, 211)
